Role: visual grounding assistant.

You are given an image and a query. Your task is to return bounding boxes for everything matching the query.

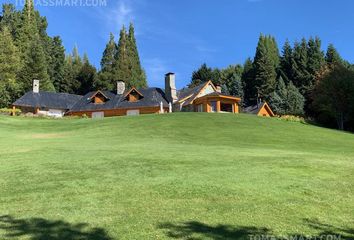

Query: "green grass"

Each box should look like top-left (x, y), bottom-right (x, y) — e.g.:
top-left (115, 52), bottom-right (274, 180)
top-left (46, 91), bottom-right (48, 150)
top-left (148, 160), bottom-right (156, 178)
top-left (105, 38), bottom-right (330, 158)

top-left (0, 113), bottom-right (353, 239)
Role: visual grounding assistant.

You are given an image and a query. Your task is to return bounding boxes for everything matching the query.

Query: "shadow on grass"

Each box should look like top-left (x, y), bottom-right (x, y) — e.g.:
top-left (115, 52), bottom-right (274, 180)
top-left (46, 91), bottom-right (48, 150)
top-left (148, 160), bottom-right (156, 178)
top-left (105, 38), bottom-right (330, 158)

top-left (158, 221), bottom-right (270, 240)
top-left (0, 215), bottom-right (113, 240)
top-left (158, 219), bottom-right (354, 240)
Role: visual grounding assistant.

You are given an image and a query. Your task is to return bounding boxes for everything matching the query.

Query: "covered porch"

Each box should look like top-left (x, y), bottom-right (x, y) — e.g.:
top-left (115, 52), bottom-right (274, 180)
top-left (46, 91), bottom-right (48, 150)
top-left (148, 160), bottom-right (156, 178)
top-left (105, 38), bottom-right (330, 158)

top-left (193, 93), bottom-right (241, 113)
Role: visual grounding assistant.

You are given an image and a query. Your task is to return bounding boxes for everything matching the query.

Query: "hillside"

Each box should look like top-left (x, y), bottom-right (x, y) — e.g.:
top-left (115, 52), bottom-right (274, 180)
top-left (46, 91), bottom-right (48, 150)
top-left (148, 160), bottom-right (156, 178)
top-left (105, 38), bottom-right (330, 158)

top-left (0, 113), bottom-right (353, 240)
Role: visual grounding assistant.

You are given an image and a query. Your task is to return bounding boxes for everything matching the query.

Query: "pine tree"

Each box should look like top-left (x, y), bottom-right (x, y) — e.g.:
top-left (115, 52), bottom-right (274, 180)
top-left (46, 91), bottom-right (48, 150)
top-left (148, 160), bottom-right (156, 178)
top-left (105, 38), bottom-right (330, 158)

top-left (19, 33), bottom-right (54, 92)
top-left (307, 37), bottom-right (325, 74)
top-left (268, 76), bottom-right (305, 115)
top-left (253, 34), bottom-right (278, 100)
top-left (280, 39), bottom-right (293, 83)
top-left (220, 65), bottom-right (243, 98)
top-left (0, 4), bottom-right (19, 36)
top-left (101, 33), bottom-right (117, 73)
top-left (325, 44), bottom-right (342, 66)
top-left (76, 54), bottom-right (96, 94)
top-left (291, 38), bottom-right (309, 92)
top-left (242, 58), bottom-right (256, 105)
top-left (0, 26), bottom-right (21, 107)
top-left (190, 63), bottom-right (220, 87)
top-left (269, 77), bottom-right (286, 115)
top-left (49, 36), bottom-right (65, 92)
top-left (285, 81), bottom-right (305, 115)
top-left (114, 26), bottom-right (131, 86)
top-left (70, 46), bottom-right (83, 93)
top-left (62, 55), bottom-right (75, 93)
top-left (127, 23), bottom-right (147, 88)
top-left (17, 0), bottom-right (38, 58)
top-left (95, 33), bottom-right (117, 90)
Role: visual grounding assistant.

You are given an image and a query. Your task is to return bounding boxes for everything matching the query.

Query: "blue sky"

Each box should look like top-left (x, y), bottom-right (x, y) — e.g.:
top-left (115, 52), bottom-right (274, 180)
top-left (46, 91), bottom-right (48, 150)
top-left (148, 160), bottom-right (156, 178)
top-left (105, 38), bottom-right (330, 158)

top-left (4, 0), bottom-right (354, 88)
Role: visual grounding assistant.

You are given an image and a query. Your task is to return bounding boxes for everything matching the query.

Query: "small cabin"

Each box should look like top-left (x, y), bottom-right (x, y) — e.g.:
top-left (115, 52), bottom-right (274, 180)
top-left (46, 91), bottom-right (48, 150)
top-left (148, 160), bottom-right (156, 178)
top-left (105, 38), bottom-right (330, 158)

top-left (243, 101), bottom-right (275, 117)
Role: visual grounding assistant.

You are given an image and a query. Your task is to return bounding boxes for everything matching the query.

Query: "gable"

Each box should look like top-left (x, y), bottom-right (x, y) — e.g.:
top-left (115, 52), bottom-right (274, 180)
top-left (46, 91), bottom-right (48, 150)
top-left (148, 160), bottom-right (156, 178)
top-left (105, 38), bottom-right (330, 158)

top-left (91, 91), bottom-right (109, 104)
top-left (197, 83), bottom-right (215, 98)
top-left (258, 103), bottom-right (275, 117)
top-left (178, 81), bottom-right (217, 107)
top-left (124, 88), bottom-right (144, 102)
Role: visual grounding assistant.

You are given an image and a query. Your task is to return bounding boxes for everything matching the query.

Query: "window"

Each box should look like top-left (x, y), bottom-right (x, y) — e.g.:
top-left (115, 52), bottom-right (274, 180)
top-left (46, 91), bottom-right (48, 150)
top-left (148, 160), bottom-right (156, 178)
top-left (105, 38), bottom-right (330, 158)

top-left (197, 104), bottom-right (203, 112)
top-left (220, 103), bottom-right (233, 113)
top-left (210, 101), bottom-right (217, 112)
top-left (92, 112), bottom-right (104, 119)
top-left (127, 110), bottom-right (140, 116)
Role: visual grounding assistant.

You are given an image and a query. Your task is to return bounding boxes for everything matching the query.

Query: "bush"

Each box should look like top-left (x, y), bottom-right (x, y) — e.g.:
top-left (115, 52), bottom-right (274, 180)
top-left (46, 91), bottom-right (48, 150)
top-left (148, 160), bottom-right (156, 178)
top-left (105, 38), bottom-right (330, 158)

top-left (277, 115), bottom-right (306, 123)
top-left (0, 108), bottom-right (21, 116)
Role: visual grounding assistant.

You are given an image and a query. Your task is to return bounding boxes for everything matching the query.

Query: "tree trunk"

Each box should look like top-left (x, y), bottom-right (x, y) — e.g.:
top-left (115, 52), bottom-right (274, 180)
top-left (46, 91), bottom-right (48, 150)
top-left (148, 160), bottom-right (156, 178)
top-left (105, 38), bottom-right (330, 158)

top-left (337, 112), bottom-right (344, 130)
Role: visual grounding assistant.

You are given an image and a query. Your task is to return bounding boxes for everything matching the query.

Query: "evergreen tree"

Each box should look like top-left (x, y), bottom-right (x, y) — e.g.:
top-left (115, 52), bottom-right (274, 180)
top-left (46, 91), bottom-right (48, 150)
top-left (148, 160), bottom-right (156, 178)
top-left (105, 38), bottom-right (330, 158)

top-left (220, 65), bottom-right (243, 98)
top-left (190, 63), bottom-right (220, 87)
top-left (17, 0), bottom-right (38, 58)
top-left (269, 76), bottom-right (304, 116)
top-left (269, 77), bottom-right (287, 115)
top-left (127, 23), bottom-right (147, 88)
top-left (101, 33), bottom-right (117, 73)
top-left (49, 36), bottom-right (65, 92)
top-left (307, 37), bottom-right (325, 74)
top-left (113, 26), bottom-right (131, 86)
top-left (285, 80), bottom-right (305, 115)
top-left (0, 26), bottom-right (21, 107)
top-left (242, 58), bottom-right (256, 105)
top-left (70, 46), bottom-right (83, 93)
top-left (19, 33), bottom-right (54, 92)
top-left (253, 34), bottom-right (278, 100)
top-left (62, 55), bottom-right (76, 93)
top-left (0, 4), bottom-right (20, 37)
top-left (280, 39), bottom-right (293, 83)
top-left (325, 44), bottom-right (342, 66)
top-left (76, 54), bottom-right (97, 94)
top-left (291, 38), bottom-right (309, 92)
top-left (95, 33), bottom-right (118, 90)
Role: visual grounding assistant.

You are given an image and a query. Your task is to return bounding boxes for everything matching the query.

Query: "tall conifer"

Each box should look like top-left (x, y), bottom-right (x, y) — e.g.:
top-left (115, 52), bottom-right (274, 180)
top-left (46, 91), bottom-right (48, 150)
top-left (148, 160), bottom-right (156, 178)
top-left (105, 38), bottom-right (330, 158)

top-left (127, 23), bottom-right (147, 88)
top-left (114, 26), bottom-right (131, 86)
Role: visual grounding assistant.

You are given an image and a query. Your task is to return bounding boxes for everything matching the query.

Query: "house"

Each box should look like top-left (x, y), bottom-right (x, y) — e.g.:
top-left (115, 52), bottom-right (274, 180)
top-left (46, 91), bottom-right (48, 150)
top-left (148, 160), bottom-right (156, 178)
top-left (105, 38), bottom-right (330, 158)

top-left (165, 73), bottom-right (241, 113)
top-left (243, 101), bottom-right (275, 117)
top-left (67, 83), bottom-right (169, 118)
top-left (12, 80), bottom-right (82, 117)
top-left (12, 72), bottom-right (256, 118)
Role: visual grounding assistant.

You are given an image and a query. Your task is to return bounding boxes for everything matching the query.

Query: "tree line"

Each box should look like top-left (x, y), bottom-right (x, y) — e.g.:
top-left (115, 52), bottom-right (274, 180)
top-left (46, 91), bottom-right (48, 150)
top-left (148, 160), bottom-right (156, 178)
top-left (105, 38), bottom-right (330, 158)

top-left (190, 35), bottom-right (354, 131)
top-left (0, 0), bottom-right (146, 106)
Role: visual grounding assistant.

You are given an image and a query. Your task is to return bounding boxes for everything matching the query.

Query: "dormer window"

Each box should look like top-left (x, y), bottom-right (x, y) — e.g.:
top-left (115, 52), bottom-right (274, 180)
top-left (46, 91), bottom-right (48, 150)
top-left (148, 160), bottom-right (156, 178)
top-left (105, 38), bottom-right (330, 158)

top-left (89, 91), bottom-right (110, 104)
top-left (124, 87), bottom-right (144, 102)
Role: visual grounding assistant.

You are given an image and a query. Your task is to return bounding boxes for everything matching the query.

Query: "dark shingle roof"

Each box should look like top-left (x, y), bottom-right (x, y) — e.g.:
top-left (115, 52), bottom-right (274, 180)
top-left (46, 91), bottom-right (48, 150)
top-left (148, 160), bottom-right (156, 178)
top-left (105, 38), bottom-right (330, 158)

top-left (69, 87), bottom-right (169, 112)
top-left (243, 102), bottom-right (265, 114)
top-left (13, 91), bottom-right (82, 110)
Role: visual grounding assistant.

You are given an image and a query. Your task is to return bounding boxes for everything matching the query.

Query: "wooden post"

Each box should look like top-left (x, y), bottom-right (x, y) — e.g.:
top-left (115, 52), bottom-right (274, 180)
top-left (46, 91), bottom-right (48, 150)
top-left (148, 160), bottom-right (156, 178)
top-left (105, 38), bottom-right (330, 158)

top-left (205, 102), bottom-right (210, 113)
top-left (234, 103), bottom-right (239, 113)
top-left (216, 101), bottom-right (221, 112)
top-left (12, 106), bottom-right (16, 116)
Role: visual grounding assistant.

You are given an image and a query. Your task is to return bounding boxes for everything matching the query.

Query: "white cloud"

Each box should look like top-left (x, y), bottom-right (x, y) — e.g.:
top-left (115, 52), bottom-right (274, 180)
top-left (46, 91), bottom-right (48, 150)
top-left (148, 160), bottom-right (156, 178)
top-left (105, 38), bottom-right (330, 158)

top-left (95, 0), bottom-right (135, 37)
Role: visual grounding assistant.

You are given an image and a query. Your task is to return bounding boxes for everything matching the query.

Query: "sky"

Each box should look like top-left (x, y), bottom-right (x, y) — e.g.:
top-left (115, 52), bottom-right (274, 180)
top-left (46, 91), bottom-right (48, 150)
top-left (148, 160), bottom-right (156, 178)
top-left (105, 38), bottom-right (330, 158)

top-left (3, 0), bottom-right (354, 89)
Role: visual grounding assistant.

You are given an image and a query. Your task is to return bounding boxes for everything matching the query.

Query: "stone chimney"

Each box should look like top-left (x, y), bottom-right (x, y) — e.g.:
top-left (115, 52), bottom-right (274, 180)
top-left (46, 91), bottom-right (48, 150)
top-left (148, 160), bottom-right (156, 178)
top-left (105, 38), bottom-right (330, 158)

top-left (117, 81), bottom-right (125, 95)
top-left (216, 85), bottom-right (222, 93)
top-left (33, 80), bottom-right (39, 93)
top-left (165, 73), bottom-right (177, 103)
